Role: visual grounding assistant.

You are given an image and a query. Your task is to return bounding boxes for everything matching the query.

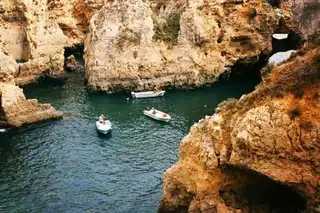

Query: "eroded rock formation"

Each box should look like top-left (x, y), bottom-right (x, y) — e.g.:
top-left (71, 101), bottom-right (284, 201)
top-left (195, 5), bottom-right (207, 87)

top-left (0, 0), bottom-right (103, 85)
top-left (0, 51), bottom-right (62, 127)
top-left (285, 0), bottom-right (320, 38)
top-left (158, 42), bottom-right (320, 212)
top-left (0, 83), bottom-right (63, 127)
top-left (158, 1), bottom-right (320, 212)
top-left (84, 0), bottom-right (296, 92)
top-left (0, 0), bottom-right (104, 127)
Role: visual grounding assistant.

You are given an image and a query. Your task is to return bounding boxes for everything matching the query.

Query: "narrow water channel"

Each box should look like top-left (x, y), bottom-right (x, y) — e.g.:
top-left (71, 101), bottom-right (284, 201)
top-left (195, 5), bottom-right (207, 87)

top-left (0, 67), bottom-right (259, 212)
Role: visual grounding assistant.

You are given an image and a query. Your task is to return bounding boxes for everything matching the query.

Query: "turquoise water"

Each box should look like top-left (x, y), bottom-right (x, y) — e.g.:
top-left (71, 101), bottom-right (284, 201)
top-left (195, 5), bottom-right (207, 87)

top-left (0, 70), bottom-right (258, 213)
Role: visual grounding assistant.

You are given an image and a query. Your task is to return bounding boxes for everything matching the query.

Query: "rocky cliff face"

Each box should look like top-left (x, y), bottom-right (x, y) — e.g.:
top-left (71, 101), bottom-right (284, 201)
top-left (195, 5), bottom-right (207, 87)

top-left (158, 1), bottom-right (320, 212)
top-left (0, 51), bottom-right (62, 127)
top-left (0, 0), bottom-right (103, 85)
top-left (84, 0), bottom-right (295, 92)
top-left (158, 42), bottom-right (320, 213)
top-left (0, 0), bottom-right (104, 127)
top-left (285, 0), bottom-right (320, 39)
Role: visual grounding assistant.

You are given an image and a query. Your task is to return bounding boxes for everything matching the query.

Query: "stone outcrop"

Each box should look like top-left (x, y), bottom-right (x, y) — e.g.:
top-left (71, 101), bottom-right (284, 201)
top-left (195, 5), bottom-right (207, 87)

top-left (158, 44), bottom-right (320, 212)
top-left (0, 0), bottom-right (67, 85)
top-left (0, 51), bottom-right (62, 127)
top-left (0, 51), bottom-right (19, 84)
top-left (0, 83), bottom-right (63, 127)
top-left (65, 55), bottom-right (80, 71)
top-left (84, 0), bottom-right (296, 92)
top-left (0, 0), bottom-right (106, 127)
top-left (0, 0), bottom-right (103, 85)
top-left (284, 0), bottom-right (320, 39)
top-left (48, 0), bottom-right (104, 46)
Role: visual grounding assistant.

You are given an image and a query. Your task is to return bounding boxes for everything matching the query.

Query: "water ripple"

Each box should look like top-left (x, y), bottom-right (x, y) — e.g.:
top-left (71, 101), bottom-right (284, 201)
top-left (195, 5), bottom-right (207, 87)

top-left (0, 72), bottom-right (257, 213)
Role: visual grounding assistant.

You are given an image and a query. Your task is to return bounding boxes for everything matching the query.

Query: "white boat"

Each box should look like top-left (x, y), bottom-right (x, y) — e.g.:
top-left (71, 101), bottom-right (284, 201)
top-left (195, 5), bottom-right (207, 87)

top-left (268, 50), bottom-right (297, 65)
top-left (272, 33), bottom-right (289, 40)
top-left (143, 108), bottom-right (171, 122)
top-left (95, 120), bottom-right (112, 134)
top-left (131, 90), bottom-right (165, 99)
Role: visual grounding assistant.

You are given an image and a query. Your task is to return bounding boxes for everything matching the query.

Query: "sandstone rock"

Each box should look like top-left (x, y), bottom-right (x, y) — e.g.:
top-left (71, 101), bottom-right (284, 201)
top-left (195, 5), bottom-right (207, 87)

top-left (0, 52), bottom-right (18, 84)
top-left (0, 83), bottom-right (63, 127)
top-left (0, 0), bottom-right (104, 85)
top-left (158, 45), bottom-right (320, 212)
top-left (84, 0), bottom-right (289, 92)
top-left (48, 0), bottom-right (104, 46)
top-left (65, 55), bottom-right (80, 71)
top-left (0, 50), bottom-right (62, 127)
top-left (284, 0), bottom-right (320, 39)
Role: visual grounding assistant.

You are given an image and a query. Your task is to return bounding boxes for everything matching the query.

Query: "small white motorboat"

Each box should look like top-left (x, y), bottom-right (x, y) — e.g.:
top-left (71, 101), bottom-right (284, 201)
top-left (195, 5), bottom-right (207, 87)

top-left (268, 50), bottom-right (297, 65)
top-left (95, 120), bottom-right (112, 134)
top-left (131, 90), bottom-right (165, 99)
top-left (143, 108), bottom-right (171, 122)
top-left (272, 33), bottom-right (289, 40)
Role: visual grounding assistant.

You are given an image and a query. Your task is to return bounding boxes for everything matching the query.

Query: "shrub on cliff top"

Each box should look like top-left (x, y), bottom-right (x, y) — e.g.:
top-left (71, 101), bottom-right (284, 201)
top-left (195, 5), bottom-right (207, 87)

top-left (16, 59), bottom-right (27, 63)
top-left (153, 13), bottom-right (181, 44)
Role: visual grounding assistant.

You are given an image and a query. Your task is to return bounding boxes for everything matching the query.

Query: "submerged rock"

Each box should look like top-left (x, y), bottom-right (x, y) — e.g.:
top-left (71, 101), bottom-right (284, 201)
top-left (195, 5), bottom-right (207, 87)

top-left (65, 55), bottom-right (80, 72)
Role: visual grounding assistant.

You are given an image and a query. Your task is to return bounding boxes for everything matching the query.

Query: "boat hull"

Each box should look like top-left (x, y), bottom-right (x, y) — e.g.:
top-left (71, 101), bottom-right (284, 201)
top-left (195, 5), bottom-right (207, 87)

top-left (143, 109), bottom-right (171, 122)
top-left (131, 91), bottom-right (165, 99)
top-left (95, 121), bottom-right (112, 134)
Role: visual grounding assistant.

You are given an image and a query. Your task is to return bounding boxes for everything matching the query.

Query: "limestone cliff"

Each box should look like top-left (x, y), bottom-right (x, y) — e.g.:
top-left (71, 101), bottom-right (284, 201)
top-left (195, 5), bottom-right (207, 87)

top-left (84, 0), bottom-right (295, 92)
top-left (285, 0), bottom-right (320, 38)
top-left (0, 51), bottom-right (62, 127)
top-left (0, 0), bottom-right (103, 85)
top-left (158, 40), bottom-right (320, 212)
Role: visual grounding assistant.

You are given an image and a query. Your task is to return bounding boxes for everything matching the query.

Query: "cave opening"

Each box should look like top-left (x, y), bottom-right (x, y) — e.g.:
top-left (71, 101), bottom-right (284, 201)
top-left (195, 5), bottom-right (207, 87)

top-left (64, 44), bottom-right (85, 72)
top-left (272, 31), bottom-right (304, 54)
top-left (219, 166), bottom-right (307, 213)
top-left (219, 53), bottom-right (268, 87)
top-left (64, 44), bottom-right (84, 59)
top-left (267, 0), bottom-right (281, 8)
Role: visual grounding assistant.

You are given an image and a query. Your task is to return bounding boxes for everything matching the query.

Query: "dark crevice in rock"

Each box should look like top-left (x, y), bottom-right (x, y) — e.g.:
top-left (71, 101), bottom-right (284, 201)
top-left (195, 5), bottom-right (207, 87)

top-left (267, 0), bottom-right (281, 8)
top-left (272, 31), bottom-right (304, 54)
top-left (0, 97), bottom-right (5, 122)
top-left (220, 53), bottom-right (268, 86)
top-left (220, 166), bottom-right (307, 213)
top-left (64, 44), bottom-right (84, 59)
top-left (64, 44), bottom-right (85, 72)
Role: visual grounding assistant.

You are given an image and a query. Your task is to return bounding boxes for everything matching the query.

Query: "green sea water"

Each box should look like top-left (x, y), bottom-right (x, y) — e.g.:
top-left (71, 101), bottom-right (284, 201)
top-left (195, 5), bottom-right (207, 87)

top-left (0, 69), bottom-right (258, 213)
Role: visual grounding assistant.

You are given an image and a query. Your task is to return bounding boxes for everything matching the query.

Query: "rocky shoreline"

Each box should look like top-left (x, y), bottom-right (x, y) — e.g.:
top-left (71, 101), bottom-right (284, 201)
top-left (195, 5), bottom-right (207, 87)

top-left (0, 0), bottom-right (319, 212)
top-left (158, 41), bottom-right (320, 212)
top-left (0, 0), bottom-right (312, 126)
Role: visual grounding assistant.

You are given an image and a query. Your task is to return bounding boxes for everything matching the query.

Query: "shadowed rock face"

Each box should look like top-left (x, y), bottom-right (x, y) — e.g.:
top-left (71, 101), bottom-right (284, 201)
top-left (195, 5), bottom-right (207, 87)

top-left (84, 0), bottom-right (296, 92)
top-left (158, 44), bottom-right (320, 212)
top-left (285, 0), bottom-right (320, 39)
